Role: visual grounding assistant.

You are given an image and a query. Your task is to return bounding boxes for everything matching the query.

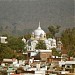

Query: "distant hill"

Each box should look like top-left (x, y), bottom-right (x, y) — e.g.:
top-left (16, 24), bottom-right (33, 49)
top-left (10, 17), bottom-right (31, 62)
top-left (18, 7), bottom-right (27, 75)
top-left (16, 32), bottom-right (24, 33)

top-left (0, 0), bottom-right (74, 35)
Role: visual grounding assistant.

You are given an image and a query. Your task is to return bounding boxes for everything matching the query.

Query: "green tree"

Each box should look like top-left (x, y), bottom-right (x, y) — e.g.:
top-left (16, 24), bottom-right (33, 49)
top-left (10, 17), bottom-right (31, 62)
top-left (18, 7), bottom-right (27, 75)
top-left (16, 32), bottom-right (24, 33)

top-left (0, 43), bottom-right (8, 52)
top-left (48, 25), bottom-right (60, 37)
top-left (24, 34), bottom-right (31, 40)
top-left (61, 27), bottom-right (75, 57)
top-left (61, 28), bottom-right (75, 50)
top-left (36, 40), bottom-right (46, 49)
top-left (0, 47), bottom-right (17, 60)
top-left (67, 50), bottom-right (74, 57)
top-left (7, 36), bottom-right (25, 52)
top-left (52, 48), bottom-right (61, 56)
top-left (0, 35), bottom-right (26, 61)
top-left (46, 32), bottom-right (53, 38)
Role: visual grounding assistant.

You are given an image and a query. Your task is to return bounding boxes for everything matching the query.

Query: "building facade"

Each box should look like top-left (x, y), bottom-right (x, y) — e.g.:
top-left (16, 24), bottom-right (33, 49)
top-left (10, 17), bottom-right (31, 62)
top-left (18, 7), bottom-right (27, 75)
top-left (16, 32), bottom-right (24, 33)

top-left (22, 22), bottom-right (57, 51)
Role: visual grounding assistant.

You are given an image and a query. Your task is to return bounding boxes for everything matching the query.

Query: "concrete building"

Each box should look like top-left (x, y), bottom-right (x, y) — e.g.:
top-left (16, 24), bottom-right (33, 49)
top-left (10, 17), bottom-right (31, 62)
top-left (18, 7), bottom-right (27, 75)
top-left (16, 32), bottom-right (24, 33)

top-left (0, 36), bottom-right (8, 43)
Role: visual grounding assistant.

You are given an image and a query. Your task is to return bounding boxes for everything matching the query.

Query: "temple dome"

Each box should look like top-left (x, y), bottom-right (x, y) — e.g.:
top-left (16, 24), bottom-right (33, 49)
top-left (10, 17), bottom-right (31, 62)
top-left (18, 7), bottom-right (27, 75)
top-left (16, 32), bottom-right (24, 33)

top-left (33, 22), bottom-right (46, 36)
top-left (31, 22), bottom-right (46, 40)
top-left (34, 27), bottom-right (45, 36)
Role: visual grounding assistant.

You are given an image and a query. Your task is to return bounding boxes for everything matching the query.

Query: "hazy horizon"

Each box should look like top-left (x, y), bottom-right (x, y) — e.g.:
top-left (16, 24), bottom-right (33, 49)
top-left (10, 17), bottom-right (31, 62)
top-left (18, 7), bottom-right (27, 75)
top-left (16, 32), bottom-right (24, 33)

top-left (0, 0), bottom-right (74, 35)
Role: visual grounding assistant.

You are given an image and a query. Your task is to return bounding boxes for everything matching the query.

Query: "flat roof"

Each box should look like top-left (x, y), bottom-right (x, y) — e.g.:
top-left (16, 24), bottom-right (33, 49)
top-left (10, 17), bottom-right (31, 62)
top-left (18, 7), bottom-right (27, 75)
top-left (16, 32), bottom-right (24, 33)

top-left (36, 50), bottom-right (52, 52)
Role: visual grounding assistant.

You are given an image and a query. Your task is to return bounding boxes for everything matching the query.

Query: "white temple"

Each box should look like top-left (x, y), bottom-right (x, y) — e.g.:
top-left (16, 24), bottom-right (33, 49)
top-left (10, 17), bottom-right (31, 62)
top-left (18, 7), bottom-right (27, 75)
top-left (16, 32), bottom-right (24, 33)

top-left (31, 22), bottom-right (46, 40)
top-left (22, 22), bottom-right (57, 51)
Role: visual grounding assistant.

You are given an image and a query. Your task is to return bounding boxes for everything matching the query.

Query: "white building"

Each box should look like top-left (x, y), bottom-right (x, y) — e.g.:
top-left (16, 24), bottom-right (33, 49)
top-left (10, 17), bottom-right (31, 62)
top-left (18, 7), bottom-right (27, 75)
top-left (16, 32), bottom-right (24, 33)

top-left (0, 36), bottom-right (8, 43)
top-left (22, 22), bottom-right (57, 51)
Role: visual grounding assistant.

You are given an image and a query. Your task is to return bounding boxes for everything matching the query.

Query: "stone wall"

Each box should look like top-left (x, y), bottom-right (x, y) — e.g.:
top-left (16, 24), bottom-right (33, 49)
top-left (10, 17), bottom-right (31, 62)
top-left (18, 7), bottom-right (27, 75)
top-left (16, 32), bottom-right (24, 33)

top-left (40, 52), bottom-right (52, 61)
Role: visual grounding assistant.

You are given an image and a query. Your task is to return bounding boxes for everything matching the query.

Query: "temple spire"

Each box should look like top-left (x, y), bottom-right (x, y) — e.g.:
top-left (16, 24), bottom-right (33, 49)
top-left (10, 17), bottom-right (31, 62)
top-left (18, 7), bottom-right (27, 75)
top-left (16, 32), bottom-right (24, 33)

top-left (38, 21), bottom-right (41, 29)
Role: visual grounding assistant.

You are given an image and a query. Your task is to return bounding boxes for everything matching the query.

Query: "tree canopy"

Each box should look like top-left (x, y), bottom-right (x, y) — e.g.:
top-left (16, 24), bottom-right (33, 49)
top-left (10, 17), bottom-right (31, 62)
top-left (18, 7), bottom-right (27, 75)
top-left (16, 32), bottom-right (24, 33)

top-left (48, 25), bottom-right (60, 37)
top-left (0, 36), bottom-right (26, 61)
top-left (7, 36), bottom-right (25, 51)
top-left (35, 40), bottom-right (46, 50)
top-left (52, 48), bottom-right (61, 56)
top-left (61, 27), bottom-right (75, 57)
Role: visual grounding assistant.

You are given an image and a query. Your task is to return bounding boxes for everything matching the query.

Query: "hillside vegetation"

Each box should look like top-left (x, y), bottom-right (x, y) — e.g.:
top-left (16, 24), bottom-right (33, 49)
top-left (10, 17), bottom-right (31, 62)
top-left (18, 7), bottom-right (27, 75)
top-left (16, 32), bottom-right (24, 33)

top-left (0, 0), bottom-right (74, 35)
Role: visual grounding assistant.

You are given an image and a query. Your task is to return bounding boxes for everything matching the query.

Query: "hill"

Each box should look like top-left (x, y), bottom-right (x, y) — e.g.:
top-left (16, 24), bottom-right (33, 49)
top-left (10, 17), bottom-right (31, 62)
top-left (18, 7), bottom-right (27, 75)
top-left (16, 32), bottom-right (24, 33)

top-left (0, 0), bottom-right (74, 35)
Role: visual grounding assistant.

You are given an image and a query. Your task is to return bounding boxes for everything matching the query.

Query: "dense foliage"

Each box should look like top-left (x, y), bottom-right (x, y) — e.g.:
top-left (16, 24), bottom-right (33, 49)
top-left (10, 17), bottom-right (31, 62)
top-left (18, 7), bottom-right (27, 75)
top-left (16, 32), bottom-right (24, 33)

top-left (7, 36), bottom-right (25, 51)
top-left (0, 36), bottom-right (26, 61)
top-left (61, 27), bottom-right (75, 57)
top-left (52, 48), bottom-right (61, 57)
top-left (36, 40), bottom-right (46, 50)
top-left (48, 25), bottom-right (60, 37)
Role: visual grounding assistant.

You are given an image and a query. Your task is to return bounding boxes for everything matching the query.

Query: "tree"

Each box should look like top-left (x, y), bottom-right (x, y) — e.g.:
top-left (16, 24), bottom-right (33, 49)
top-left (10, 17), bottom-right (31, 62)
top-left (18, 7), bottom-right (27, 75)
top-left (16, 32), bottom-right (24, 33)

top-left (61, 28), bottom-right (75, 50)
top-left (48, 25), bottom-right (60, 37)
top-left (0, 47), bottom-right (17, 60)
top-left (7, 36), bottom-right (25, 52)
top-left (61, 27), bottom-right (75, 57)
top-left (0, 43), bottom-right (8, 52)
top-left (67, 50), bottom-right (74, 57)
top-left (52, 48), bottom-right (61, 56)
top-left (24, 34), bottom-right (31, 40)
top-left (0, 35), bottom-right (26, 61)
top-left (36, 40), bottom-right (46, 49)
top-left (46, 32), bottom-right (53, 38)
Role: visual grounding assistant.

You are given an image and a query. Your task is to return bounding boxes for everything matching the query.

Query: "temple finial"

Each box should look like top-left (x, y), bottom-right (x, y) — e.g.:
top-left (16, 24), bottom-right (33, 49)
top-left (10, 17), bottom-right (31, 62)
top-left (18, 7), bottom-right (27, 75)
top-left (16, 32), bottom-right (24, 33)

top-left (38, 21), bottom-right (41, 29)
top-left (39, 21), bottom-right (40, 27)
